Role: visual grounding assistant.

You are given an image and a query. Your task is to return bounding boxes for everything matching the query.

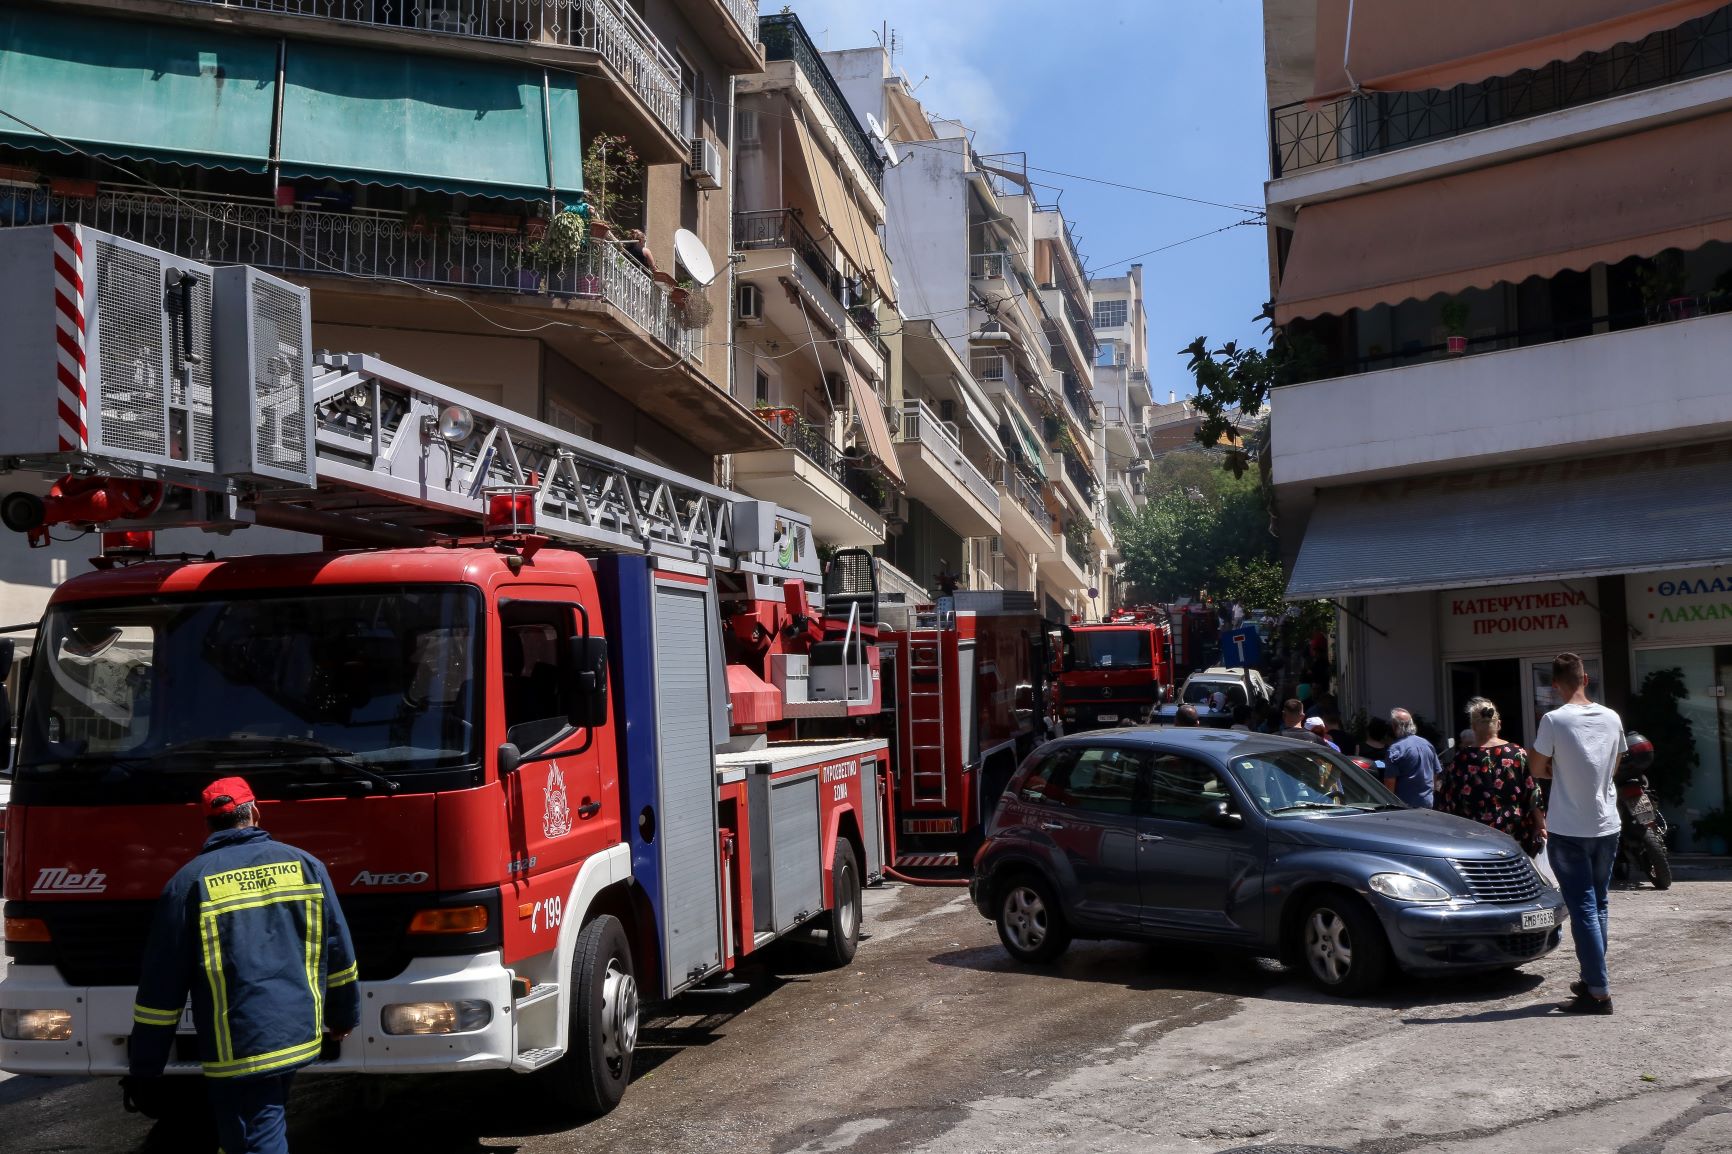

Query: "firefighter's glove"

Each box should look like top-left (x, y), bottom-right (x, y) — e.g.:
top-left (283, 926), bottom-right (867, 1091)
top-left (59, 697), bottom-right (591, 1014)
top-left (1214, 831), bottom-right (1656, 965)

top-left (120, 1074), bottom-right (169, 1120)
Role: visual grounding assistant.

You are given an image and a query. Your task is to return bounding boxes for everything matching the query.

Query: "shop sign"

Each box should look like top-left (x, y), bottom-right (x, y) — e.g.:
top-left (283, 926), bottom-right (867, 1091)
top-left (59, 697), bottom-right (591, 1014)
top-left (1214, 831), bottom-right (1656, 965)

top-left (1440, 581), bottom-right (1600, 654)
top-left (1629, 567), bottom-right (1732, 643)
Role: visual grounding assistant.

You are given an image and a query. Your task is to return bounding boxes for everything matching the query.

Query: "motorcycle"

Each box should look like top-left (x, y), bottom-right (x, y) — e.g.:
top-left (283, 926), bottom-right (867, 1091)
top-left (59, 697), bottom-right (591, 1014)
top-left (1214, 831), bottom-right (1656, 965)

top-left (1614, 730), bottom-right (1672, 890)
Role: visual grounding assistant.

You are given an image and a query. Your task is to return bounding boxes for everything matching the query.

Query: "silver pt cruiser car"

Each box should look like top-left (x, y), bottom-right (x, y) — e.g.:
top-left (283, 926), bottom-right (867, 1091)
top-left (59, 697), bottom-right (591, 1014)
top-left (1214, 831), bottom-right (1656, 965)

top-left (971, 729), bottom-right (1567, 995)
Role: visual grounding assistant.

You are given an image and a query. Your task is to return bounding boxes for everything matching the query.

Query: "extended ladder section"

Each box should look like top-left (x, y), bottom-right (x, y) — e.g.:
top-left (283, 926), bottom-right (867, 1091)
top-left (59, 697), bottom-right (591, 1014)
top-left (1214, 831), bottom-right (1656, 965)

top-left (904, 609), bottom-right (950, 805)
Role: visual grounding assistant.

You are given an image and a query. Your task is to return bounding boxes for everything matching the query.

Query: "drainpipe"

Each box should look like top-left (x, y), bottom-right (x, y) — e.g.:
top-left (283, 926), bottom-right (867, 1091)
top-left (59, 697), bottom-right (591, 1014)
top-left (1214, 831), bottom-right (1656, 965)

top-left (1343, 0), bottom-right (1362, 94)
top-left (269, 40), bottom-right (286, 192)
top-left (541, 69), bottom-right (557, 216)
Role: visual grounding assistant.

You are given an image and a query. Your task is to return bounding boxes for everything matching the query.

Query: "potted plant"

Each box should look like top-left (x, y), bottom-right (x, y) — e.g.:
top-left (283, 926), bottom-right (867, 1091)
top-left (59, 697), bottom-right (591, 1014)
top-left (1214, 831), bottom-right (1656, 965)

top-left (1440, 297), bottom-right (1470, 355)
top-left (515, 208), bottom-right (588, 293)
top-left (675, 280), bottom-right (714, 328)
top-left (582, 132), bottom-right (644, 240)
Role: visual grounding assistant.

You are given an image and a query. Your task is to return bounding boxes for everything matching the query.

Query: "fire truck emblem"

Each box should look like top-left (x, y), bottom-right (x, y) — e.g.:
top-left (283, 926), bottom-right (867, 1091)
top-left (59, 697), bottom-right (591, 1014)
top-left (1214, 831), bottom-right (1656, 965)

top-left (543, 764), bottom-right (573, 839)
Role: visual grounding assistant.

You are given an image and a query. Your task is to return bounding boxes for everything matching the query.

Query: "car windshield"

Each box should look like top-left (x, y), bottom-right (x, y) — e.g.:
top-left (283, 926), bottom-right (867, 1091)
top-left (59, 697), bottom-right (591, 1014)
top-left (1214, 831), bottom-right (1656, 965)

top-left (1183, 680), bottom-right (1245, 707)
top-left (1072, 630), bottom-right (1151, 670)
top-left (1230, 748), bottom-right (1396, 815)
top-left (16, 586), bottom-right (479, 783)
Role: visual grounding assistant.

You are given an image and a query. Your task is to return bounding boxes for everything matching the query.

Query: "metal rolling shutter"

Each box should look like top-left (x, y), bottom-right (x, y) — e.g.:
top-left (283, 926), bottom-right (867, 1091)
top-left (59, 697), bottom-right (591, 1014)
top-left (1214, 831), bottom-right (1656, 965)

top-left (769, 775), bottom-right (822, 932)
top-left (653, 584), bottom-right (722, 992)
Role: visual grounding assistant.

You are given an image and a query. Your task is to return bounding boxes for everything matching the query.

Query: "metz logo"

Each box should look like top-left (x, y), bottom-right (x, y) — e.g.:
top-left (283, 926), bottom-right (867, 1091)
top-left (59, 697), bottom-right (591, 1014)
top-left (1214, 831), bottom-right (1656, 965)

top-left (33, 867), bottom-right (109, 894)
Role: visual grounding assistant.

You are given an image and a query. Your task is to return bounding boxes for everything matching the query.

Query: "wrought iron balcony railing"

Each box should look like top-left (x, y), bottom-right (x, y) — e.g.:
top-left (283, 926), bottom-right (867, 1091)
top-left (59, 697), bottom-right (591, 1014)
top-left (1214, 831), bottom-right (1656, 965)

top-left (734, 208), bottom-right (888, 359)
top-left (755, 409), bottom-right (848, 484)
top-left (1000, 464), bottom-right (1055, 537)
top-left (0, 183), bottom-right (695, 355)
top-left (173, 0), bottom-right (684, 141)
top-left (720, 0), bottom-right (759, 45)
top-left (1271, 4), bottom-right (1732, 177)
top-left (898, 399), bottom-right (1000, 514)
top-left (759, 13), bottom-right (883, 188)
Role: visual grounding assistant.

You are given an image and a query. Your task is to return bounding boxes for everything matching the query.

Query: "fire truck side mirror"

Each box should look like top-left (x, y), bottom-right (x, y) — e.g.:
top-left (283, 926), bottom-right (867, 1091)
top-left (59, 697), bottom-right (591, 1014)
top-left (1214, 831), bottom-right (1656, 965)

top-left (498, 743), bottom-right (523, 775)
top-left (565, 636), bottom-right (610, 729)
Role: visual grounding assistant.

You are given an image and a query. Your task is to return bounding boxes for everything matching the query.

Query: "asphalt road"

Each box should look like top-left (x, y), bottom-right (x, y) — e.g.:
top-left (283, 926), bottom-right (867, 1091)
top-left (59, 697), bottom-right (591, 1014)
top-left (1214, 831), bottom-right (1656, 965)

top-left (8, 871), bottom-right (1732, 1154)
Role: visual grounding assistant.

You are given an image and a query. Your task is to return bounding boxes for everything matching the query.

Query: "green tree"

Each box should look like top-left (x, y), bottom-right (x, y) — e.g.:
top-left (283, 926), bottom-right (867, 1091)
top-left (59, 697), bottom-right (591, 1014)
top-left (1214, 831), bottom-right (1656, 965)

top-left (1115, 459), bottom-right (1273, 602)
top-left (1180, 303), bottom-right (1320, 477)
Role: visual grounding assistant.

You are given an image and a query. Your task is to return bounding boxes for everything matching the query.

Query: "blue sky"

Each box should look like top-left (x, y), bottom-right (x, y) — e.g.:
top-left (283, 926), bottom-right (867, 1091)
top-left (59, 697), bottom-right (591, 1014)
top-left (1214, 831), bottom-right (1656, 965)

top-left (780, 0), bottom-right (1272, 401)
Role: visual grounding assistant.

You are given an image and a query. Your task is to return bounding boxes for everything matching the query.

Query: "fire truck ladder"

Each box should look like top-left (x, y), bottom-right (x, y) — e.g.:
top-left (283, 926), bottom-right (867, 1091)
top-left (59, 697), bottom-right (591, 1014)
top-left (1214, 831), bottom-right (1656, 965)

top-left (905, 616), bottom-right (949, 805)
top-left (281, 354), bottom-right (814, 578)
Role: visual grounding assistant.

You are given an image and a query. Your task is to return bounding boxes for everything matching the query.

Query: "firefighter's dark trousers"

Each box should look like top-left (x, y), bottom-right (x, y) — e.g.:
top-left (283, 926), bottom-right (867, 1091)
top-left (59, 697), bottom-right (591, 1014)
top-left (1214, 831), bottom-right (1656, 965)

top-left (207, 1072), bottom-right (294, 1154)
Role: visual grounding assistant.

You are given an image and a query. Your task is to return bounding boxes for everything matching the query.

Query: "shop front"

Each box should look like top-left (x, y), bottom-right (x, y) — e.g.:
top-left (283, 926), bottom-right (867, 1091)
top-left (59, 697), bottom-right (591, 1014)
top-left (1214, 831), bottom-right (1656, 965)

top-left (1440, 582), bottom-right (1603, 749)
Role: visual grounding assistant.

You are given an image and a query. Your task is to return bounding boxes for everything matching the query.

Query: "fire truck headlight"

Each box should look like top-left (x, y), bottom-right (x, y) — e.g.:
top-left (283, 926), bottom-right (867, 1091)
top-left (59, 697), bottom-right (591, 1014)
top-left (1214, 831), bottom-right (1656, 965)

top-left (1, 1008), bottom-right (74, 1041)
top-left (381, 1000), bottom-right (493, 1035)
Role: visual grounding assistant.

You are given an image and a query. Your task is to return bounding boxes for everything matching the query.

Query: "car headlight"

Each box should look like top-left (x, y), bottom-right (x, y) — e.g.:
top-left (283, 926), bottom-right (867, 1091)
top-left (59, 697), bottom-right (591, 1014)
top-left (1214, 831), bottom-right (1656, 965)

top-left (1367, 872), bottom-right (1452, 903)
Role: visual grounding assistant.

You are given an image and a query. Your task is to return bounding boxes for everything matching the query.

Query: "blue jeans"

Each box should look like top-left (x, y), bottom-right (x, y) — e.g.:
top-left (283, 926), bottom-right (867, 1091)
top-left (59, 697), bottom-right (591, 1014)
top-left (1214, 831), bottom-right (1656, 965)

top-left (1548, 832), bottom-right (1619, 997)
top-left (206, 1072), bottom-right (294, 1154)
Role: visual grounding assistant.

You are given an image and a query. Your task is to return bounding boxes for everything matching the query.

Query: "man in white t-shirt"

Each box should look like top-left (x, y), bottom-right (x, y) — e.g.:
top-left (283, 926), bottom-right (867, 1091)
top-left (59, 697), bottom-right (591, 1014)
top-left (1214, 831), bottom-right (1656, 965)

top-left (1530, 651), bottom-right (1626, 1015)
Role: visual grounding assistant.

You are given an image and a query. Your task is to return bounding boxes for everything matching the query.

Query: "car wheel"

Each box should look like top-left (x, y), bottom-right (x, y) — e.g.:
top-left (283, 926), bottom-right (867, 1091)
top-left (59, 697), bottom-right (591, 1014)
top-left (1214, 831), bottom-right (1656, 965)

top-left (995, 873), bottom-right (1071, 964)
top-left (1296, 893), bottom-right (1390, 996)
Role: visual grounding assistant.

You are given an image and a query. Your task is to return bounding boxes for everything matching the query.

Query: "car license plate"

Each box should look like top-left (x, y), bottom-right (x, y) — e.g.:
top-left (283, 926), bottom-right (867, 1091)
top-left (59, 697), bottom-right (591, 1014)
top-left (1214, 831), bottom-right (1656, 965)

top-left (1097, 713), bottom-right (1119, 723)
top-left (1521, 909), bottom-right (1557, 931)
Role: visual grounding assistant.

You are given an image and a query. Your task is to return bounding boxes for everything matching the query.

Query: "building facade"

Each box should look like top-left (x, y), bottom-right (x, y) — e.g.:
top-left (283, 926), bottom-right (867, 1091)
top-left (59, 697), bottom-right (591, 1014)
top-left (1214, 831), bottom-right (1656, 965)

top-left (0, 0), bottom-right (767, 625)
top-left (1263, 0), bottom-right (1732, 849)
top-left (1089, 265), bottom-right (1155, 609)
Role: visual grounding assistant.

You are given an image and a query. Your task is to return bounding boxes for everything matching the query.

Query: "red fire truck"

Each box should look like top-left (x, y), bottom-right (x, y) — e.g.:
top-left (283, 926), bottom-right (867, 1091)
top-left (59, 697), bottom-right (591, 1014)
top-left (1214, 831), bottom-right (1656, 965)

top-left (1054, 605), bottom-right (1175, 732)
top-left (0, 226), bottom-right (888, 1116)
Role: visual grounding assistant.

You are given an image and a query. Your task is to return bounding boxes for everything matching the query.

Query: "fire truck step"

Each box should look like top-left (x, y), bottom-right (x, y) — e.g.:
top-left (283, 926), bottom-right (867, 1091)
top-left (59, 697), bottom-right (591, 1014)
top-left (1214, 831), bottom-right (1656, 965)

top-left (895, 852), bottom-right (960, 869)
top-left (515, 1046), bottom-right (563, 1071)
top-left (683, 978), bottom-right (753, 997)
top-left (514, 982), bottom-right (560, 1011)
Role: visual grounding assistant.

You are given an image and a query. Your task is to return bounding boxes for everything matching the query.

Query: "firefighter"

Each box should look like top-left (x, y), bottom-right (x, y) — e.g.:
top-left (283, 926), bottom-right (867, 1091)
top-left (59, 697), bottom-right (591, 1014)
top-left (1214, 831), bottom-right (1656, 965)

top-left (124, 776), bottom-right (360, 1154)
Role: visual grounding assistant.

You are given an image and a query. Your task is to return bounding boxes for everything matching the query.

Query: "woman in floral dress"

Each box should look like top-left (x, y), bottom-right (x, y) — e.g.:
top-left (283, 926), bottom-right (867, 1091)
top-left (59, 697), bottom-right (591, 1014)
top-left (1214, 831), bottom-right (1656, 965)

top-left (1437, 697), bottom-right (1547, 856)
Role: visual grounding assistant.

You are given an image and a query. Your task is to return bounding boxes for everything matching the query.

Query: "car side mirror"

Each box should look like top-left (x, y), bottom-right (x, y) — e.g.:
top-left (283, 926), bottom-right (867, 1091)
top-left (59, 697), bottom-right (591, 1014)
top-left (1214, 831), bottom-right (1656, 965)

top-left (498, 742), bottom-right (523, 776)
top-left (1206, 800), bottom-right (1243, 830)
top-left (564, 636), bottom-right (610, 728)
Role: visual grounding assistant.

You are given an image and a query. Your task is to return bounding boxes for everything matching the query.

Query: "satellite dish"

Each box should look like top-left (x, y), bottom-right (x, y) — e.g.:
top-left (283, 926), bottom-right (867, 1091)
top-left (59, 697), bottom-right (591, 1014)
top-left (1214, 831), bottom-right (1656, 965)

top-left (866, 113), bottom-right (902, 167)
top-left (673, 228), bottom-right (718, 287)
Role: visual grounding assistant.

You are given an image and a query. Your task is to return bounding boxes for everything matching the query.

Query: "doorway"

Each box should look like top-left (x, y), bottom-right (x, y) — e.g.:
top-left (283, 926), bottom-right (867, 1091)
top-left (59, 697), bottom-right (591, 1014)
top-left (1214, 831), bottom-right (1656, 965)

top-left (1447, 658), bottom-right (1526, 746)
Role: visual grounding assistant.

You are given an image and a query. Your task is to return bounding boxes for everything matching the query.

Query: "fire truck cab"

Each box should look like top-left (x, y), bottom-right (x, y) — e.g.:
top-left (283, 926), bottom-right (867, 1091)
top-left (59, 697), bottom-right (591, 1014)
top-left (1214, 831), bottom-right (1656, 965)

top-left (1055, 606), bottom-right (1174, 732)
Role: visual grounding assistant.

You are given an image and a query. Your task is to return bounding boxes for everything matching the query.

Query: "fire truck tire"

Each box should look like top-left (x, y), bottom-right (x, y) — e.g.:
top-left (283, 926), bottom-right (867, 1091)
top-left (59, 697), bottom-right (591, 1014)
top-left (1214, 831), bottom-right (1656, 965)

top-left (819, 840), bottom-right (862, 967)
top-left (994, 872), bottom-right (1071, 964)
top-left (548, 914), bottom-right (639, 1117)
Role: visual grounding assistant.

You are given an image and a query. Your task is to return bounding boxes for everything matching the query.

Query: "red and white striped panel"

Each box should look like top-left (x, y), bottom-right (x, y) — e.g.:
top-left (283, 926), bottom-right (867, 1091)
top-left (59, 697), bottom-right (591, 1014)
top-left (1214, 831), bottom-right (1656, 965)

top-left (52, 223), bottom-right (88, 452)
top-left (894, 852), bottom-right (959, 869)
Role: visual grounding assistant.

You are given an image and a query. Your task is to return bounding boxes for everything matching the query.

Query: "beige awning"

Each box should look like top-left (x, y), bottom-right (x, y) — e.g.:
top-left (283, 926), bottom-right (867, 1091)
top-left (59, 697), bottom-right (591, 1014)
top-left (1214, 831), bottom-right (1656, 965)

top-left (790, 105), bottom-right (892, 305)
top-left (1275, 108), bottom-right (1732, 323)
top-left (843, 355), bottom-right (904, 486)
top-left (1312, 0), bottom-right (1725, 100)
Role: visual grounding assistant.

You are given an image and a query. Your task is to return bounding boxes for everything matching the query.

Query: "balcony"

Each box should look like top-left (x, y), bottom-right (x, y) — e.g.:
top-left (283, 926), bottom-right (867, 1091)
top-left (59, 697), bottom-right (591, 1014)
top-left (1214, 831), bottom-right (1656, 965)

top-left (996, 465), bottom-right (1056, 557)
top-left (1099, 403), bottom-right (1140, 460)
top-left (734, 411), bottom-right (885, 547)
top-left (735, 208), bottom-right (888, 377)
top-left (1271, 309), bottom-right (1732, 493)
top-left (1039, 286), bottom-right (1091, 375)
top-left (1126, 367), bottom-right (1154, 409)
top-left (0, 182), bottom-right (785, 455)
top-left (760, 13), bottom-right (882, 188)
top-left (1053, 528), bottom-right (1094, 594)
top-left (895, 399), bottom-right (1001, 537)
top-left (1270, 6), bottom-right (1732, 179)
top-left (669, 0), bottom-right (762, 71)
top-left (164, 0), bottom-right (688, 158)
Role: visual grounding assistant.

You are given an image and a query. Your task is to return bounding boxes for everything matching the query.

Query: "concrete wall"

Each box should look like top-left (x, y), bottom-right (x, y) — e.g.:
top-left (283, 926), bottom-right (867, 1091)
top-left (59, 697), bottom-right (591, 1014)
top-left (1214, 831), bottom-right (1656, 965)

top-left (881, 137), bottom-right (972, 356)
top-left (1271, 311), bottom-right (1732, 490)
top-left (316, 324), bottom-right (541, 415)
top-left (1340, 591), bottom-right (1441, 725)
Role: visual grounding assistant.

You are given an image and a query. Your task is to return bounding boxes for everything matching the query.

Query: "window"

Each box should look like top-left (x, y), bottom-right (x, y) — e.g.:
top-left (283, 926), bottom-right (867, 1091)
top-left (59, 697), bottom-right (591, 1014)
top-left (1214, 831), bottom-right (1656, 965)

top-left (547, 399), bottom-right (595, 440)
top-left (1040, 746), bottom-right (1141, 815)
top-left (1145, 753), bottom-right (1231, 822)
top-left (755, 369), bottom-right (770, 405)
top-left (679, 56), bottom-right (698, 142)
top-left (1092, 299), bottom-right (1128, 329)
top-left (1072, 630), bottom-right (1151, 670)
top-left (500, 601), bottom-right (575, 754)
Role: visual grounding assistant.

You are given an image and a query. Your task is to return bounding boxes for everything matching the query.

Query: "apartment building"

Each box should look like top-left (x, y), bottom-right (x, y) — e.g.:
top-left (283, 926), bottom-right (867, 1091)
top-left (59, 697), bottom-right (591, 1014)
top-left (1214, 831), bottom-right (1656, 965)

top-left (728, 13), bottom-right (901, 553)
top-left (1089, 264), bottom-right (1155, 609)
top-left (1264, 0), bottom-right (1732, 847)
top-left (0, 0), bottom-right (766, 622)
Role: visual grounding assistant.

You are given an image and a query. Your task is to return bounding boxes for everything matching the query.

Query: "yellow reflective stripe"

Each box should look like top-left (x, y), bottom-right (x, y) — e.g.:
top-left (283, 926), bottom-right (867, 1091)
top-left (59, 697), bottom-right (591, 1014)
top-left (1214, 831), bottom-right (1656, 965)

top-left (199, 883), bottom-right (324, 918)
top-left (132, 1005), bottom-right (181, 1026)
top-left (303, 897), bottom-right (323, 1037)
top-left (327, 962), bottom-right (358, 988)
top-left (201, 1037), bottom-right (322, 1079)
top-left (198, 911), bottom-right (232, 1064)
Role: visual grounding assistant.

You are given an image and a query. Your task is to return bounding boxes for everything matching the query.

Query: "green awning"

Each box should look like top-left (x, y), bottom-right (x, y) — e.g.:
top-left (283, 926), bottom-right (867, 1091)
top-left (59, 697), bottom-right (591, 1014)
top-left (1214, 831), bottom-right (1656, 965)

top-left (1000, 400), bottom-right (1048, 481)
top-left (0, 9), bottom-right (277, 173)
top-left (280, 44), bottom-right (581, 203)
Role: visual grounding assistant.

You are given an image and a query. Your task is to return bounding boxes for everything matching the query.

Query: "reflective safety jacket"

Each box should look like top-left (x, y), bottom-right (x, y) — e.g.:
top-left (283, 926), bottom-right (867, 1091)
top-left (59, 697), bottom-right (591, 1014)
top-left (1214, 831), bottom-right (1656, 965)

top-left (129, 827), bottom-right (360, 1080)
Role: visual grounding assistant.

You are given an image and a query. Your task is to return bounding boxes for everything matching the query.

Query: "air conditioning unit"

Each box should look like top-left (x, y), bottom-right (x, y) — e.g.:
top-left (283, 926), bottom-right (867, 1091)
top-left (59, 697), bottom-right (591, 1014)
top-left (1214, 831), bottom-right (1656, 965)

top-left (0, 224), bottom-right (219, 475)
top-left (737, 108), bottom-right (762, 148)
top-left (738, 282), bottom-right (765, 324)
top-left (213, 265), bottom-right (315, 487)
top-left (988, 535), bottom-right (1004, 557)
top-left (689, 137), bottom-right (723, 191)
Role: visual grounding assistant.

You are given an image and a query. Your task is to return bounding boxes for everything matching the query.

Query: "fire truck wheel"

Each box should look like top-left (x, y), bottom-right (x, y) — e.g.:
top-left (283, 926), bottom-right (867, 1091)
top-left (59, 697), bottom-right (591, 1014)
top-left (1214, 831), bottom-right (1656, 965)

top-left (995, 872), bottom-right (1071, 964)
top-left (550, 914), bottom-right (639, 1117)
top-left (818, 840), bottom-right (863, 967)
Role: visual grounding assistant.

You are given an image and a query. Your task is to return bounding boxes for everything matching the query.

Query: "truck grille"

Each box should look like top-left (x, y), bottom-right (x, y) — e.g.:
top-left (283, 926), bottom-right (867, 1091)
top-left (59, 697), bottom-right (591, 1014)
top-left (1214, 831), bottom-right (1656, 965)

top-left (1452, 856), bottom-right (1544, 903)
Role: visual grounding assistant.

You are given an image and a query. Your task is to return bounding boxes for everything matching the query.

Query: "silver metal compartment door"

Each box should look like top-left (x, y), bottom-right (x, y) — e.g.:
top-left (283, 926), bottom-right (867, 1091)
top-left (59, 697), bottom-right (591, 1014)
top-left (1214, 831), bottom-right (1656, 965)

top-left (769, 774), bottom-right (823, 932)
top-left (860, 756), bottom-right (884, 880)
top-left (653, 581), bottom-right (722, 991)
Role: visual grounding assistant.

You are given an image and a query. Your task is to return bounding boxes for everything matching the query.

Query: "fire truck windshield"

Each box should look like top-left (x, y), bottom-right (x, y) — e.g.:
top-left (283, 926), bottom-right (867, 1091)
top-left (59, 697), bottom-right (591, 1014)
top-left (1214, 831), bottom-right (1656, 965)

top-left (15, 587), bottom-right (479, 785)
top-left (1071, 630), bottom-right (1152, 670)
